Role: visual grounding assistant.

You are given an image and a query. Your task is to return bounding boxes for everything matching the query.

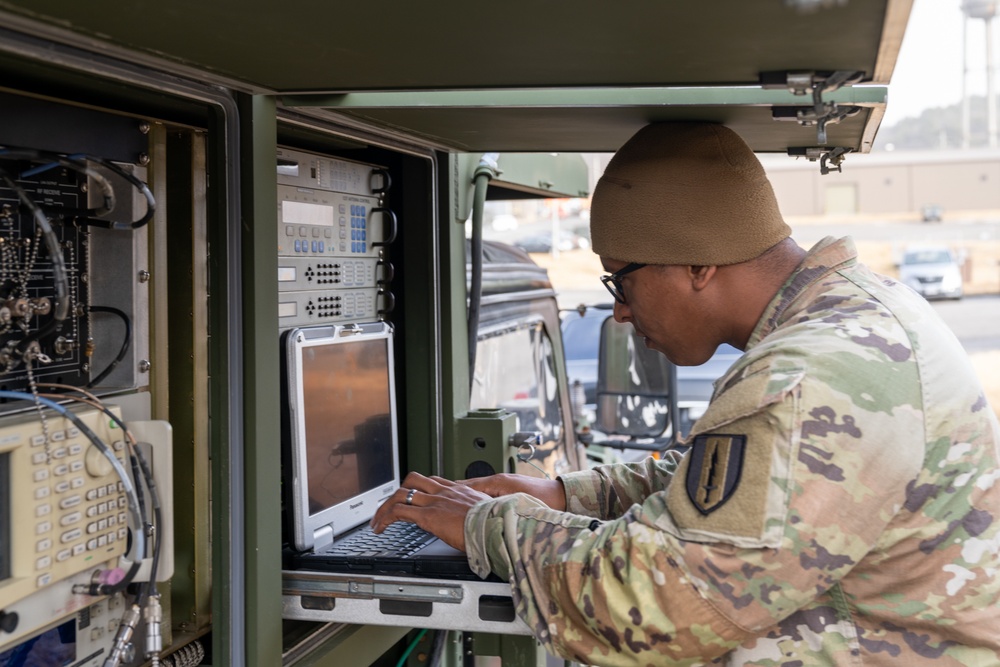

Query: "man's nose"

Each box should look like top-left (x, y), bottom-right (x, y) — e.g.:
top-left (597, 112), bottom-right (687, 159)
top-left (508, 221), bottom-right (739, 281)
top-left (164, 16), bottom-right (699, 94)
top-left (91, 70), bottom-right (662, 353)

top-left (613, 300), bottom-right (630, 323)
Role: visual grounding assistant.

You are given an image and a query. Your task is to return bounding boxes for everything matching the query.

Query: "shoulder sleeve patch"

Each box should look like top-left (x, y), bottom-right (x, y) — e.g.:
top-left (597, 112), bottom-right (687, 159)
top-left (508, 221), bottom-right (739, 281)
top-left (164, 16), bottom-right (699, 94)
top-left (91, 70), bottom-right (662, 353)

top-left (685, 434), bottom-right (747, 515)
top-left (663, 367), bottom-right (803, 548)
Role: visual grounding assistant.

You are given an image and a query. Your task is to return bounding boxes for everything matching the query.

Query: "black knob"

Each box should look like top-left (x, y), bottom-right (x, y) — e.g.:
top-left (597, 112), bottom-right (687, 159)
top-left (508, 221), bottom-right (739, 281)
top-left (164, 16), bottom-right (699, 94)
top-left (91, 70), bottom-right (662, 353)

top-left (0, 610), bottom-right (18, 634)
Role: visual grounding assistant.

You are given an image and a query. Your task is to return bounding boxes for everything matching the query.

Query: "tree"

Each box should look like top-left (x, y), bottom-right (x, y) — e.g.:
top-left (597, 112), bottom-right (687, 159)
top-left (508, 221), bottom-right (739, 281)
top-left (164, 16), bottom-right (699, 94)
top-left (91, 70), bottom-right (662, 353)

top-left (874, 95), bottom-right (999, 151)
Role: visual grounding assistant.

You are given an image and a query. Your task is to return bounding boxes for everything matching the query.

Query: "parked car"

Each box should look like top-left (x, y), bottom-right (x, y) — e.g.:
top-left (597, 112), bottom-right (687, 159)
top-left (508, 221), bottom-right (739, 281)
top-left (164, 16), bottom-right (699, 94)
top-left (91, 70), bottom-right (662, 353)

top-left (489, 213), bottom-right (519, 231)
top-left (514, 230), bottom-right (589, 254)
top-left (898, 246), bottom-right (964, 300)
top-left (561, 303), bottom-right (741, 438)
top-left (920, 204), bottom-right (943, 223)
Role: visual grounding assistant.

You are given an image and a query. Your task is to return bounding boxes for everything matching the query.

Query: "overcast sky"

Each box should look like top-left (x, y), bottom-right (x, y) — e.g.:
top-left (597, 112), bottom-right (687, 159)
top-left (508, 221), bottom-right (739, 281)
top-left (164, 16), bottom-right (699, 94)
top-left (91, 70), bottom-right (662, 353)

top-left (884, 0), bottom-right (997, 126)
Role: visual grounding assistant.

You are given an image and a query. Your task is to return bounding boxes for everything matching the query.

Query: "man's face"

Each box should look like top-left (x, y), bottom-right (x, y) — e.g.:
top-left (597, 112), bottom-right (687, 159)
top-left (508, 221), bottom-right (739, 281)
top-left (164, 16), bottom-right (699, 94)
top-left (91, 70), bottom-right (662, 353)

top-left (600, 257), bottom-right (718, 367)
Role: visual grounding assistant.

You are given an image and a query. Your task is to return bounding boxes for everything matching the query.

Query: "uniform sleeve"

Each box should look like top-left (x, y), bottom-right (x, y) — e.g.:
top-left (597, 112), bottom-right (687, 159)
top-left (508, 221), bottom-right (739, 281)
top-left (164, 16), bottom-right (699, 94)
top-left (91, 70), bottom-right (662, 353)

top-left (463, 364), bottom-right (925, 665)
top-left (463, 491), bottom-right (752, 665)
top-left (557, 455), bottom-right (681, 520)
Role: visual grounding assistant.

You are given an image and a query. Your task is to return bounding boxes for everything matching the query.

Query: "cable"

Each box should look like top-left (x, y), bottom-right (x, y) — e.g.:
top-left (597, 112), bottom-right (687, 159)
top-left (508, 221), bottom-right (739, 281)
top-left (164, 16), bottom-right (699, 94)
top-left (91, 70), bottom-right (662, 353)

top-left (38, 385), bottom-right (161, 599)
top-left (133, 446), bottom-right (163, 594)
top-left (0, 148), bottom-right (116, 219)
top-left (69, 153), bottom-right (155, 230)
top-left (0, 146), bottom-right (155, 230)
top-left (38, 392), bottom-right (147, 598)
top-left (0, 168), bottom-right (70, 324)
top-left (161, 641), bottom-right (205, 667)
top-left (467, 153), bottom-right (499, 392)
top-left (0, 391), bottom-right (145, 565)
top-left (86, 306), bottom-right (132, 388)
top-left (427, 630), bottom-right (448, 667)
top-left (395, 629), bottom-right (429, 667)
top-left (34, 385), bottom-right (163, 666)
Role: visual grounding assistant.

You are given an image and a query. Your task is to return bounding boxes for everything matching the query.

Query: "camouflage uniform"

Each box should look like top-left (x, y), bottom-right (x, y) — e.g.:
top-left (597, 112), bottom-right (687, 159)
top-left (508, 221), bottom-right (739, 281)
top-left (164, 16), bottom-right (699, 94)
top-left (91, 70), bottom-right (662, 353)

top-left (464, 236), bottom-right (1000, 666)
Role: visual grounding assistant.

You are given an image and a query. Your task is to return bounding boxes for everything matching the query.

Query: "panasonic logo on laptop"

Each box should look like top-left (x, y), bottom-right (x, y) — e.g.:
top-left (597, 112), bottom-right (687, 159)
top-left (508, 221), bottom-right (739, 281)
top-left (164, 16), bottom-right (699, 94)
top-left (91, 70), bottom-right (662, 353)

top-left (349, 500), bottom-right (364, 510)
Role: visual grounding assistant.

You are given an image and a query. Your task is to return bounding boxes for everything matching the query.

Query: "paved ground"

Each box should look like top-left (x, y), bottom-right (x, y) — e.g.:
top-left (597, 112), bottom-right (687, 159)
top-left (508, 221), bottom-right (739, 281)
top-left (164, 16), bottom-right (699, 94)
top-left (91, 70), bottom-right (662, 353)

top-left (930, 293), bottom-right (1000, 354)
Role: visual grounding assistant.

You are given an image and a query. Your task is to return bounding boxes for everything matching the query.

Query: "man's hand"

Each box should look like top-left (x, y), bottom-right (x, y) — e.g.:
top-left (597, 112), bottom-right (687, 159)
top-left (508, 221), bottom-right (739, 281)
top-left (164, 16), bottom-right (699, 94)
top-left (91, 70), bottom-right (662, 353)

top-left (460, 473), bottom-right (567, 511)
top-left (370, 472), bottom-right (491, 552)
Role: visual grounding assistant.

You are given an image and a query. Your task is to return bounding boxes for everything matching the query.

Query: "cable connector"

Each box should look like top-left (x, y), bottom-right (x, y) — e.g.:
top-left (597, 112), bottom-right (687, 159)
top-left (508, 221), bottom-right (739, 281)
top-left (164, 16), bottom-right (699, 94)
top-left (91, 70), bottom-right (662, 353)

top-left (72, 567), bottom-right (126, 596)
top-left (144, 594), bottom-right (163, 660)
top-left (474, 152), bottom-right (501, 179)
top-left (103, 604), bottom-right (141, 667)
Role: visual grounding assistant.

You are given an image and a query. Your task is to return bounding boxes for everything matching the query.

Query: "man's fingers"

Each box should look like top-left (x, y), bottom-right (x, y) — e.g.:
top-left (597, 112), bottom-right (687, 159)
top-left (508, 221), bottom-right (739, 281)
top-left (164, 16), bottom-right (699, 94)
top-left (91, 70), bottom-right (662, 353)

top-left (371, 502), bottom-right (420, 533)
top-left (400, 471), bottom-right (452, 493)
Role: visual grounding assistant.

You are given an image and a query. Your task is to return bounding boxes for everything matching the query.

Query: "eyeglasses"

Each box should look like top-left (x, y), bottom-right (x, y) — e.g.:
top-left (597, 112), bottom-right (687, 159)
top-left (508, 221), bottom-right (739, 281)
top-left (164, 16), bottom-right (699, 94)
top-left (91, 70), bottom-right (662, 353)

top-left (600, 262), bottom-right (647, 304)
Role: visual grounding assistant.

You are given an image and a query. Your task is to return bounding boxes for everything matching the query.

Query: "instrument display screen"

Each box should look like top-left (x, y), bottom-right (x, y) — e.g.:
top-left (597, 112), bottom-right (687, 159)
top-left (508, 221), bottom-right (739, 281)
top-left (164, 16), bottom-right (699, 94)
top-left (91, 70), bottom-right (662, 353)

top-left (0, 617), bottom-right (76, 666)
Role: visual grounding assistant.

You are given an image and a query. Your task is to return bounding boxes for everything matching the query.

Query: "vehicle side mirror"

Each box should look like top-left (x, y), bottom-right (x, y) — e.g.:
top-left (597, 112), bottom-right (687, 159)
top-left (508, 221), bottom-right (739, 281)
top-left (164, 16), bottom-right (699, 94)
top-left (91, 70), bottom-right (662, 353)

top-left (595, 316), bottom-right (678, 441)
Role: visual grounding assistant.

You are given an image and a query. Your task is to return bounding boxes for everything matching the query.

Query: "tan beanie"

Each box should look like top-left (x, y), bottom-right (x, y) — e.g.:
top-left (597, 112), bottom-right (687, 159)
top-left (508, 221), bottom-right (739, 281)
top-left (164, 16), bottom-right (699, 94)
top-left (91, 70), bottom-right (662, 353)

top-left (591, 122), bottom-right (790, 266)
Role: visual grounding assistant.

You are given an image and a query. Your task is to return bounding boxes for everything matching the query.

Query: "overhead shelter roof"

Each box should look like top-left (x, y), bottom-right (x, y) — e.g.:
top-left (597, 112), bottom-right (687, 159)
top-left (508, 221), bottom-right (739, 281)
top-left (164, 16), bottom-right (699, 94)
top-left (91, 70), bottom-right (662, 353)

top-left (0, 0), bottom-right (912, 153)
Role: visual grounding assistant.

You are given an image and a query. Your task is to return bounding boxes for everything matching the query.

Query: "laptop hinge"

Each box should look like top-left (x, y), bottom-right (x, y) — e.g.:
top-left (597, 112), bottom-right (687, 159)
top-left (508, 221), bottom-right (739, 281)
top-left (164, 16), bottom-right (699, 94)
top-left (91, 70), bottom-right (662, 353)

top-left (314, 524), bottom-right (335, 551)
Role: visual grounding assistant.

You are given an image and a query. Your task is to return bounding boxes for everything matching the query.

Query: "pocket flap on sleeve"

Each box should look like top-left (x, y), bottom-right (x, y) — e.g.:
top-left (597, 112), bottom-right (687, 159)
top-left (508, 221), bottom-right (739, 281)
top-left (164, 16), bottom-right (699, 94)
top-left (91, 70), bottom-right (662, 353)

top-left (689, 366), bottom-right (804, 438)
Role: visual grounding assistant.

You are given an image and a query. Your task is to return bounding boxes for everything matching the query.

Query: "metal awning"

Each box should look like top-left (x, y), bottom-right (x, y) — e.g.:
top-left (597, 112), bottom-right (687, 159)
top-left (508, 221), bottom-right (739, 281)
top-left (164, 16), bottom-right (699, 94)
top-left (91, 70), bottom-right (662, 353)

top-left (281, 86), bottom-right (888, 153)
top-left (0, 0), bottom-right (911, 153)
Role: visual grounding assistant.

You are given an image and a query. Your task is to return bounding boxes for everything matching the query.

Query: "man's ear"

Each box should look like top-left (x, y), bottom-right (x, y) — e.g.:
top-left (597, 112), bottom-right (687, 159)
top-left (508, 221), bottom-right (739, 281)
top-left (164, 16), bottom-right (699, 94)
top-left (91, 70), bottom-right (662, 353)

top-left (688, 265), bottom-right (717, 291)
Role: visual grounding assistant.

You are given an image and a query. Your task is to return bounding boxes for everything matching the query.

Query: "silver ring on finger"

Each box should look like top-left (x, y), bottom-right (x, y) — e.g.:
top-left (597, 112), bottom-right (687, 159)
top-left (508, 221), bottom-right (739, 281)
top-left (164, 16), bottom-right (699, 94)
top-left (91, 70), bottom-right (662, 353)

top-left (405, 488), bottom-right (416, 505)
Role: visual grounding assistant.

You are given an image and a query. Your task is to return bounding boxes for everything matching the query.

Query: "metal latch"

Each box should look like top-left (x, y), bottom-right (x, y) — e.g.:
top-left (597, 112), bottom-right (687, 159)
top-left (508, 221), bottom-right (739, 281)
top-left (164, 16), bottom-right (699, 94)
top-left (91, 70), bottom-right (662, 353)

top-left (787, 146), bottom-right (853, 175)
top-left (509, 431), bottom-right (550, 478)
top-left (764, 70), bottom-right (865, 145)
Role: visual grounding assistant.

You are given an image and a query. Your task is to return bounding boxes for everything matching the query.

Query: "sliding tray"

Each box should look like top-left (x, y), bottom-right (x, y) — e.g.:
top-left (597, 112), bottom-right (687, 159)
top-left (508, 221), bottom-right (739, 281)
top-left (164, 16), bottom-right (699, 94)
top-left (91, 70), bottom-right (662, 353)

top-left (282, 570), bottom-right (532, 635)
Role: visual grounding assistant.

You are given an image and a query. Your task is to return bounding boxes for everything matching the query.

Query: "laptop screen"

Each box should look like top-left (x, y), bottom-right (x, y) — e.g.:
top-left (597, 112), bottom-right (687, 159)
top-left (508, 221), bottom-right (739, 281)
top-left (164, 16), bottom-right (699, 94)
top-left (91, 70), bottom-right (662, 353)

top-left (286, 322), bottom-right (400, 551)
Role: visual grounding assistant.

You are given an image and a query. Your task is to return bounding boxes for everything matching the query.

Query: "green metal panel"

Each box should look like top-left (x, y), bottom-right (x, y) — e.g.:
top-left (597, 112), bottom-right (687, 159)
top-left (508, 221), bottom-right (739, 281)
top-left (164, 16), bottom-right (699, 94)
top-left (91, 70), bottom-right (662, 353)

top-left (283, 86), bottom-right (889, 109)
top-left (455, 153), bottom-right (590, 223)
top-left (473, 634), bottom-right (550, 667)
top-left (0, 0), bottom-right (907, 154)
top-left (163, 129), bottom-right (215, 644)
top-left (441, 153), bottom-right (473, 463)
top-left (492, 153), bottom-right (590, 199)
top-left (283, 624), bottom-right (410, 667)
top-left (451, 409), bottom-right (519, 481)
top-left (282, 86), bottom-right (888, 154)
top-left (398, 152), bottom-right (445, 476)
top-left (0, 0), bottom-right (908, 91)
top-left (239, 94), bottom-right (284, 666)
top-left (204, 112), bottom-right (236, 666)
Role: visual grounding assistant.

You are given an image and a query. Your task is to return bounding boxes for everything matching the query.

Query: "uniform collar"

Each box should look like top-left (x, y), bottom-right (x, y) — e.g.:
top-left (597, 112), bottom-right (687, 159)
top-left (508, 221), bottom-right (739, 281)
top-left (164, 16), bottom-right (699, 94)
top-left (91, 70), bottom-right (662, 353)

top-left (745, 236), bottom-right (859, 349)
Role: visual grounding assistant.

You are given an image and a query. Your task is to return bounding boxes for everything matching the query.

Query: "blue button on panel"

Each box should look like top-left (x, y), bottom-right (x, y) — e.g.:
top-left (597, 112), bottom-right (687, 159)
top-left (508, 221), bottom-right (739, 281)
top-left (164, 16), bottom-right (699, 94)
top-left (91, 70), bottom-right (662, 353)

top-left (294, 240), bottom-right (301, 252)
top-left (318, 241), bottom-right (324, 252)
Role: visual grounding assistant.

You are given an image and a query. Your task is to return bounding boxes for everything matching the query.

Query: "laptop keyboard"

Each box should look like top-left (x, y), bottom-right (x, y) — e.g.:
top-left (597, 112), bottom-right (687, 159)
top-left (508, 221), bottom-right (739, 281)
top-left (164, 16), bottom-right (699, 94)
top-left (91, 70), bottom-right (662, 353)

top-left (329, 521), bottom-right (437, 558)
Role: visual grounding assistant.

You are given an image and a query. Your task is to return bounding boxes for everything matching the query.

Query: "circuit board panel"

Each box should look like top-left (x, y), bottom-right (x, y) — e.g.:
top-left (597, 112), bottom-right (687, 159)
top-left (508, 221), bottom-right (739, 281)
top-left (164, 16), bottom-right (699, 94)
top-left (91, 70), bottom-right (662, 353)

top-left (0, 163), bottom-right (91, 394)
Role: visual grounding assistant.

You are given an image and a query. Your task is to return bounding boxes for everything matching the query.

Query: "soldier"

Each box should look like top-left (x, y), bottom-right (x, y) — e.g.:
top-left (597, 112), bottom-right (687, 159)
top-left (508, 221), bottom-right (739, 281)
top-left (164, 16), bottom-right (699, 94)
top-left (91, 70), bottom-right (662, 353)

top-left (372, 122), bottom-right (1000, 665)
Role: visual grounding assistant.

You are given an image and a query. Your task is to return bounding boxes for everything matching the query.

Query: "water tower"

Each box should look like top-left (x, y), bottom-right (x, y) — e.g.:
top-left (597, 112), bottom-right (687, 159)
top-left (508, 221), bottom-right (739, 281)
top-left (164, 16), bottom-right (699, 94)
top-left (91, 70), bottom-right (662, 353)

top-left (961, 0), bottom-right (998, 148)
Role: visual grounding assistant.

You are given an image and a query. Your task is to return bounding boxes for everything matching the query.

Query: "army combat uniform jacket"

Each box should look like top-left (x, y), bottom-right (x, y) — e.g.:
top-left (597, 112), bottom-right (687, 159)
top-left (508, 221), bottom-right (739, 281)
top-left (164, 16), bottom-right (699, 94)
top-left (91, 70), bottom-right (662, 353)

top-left (464, 236), bottom-right (1000, 666)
